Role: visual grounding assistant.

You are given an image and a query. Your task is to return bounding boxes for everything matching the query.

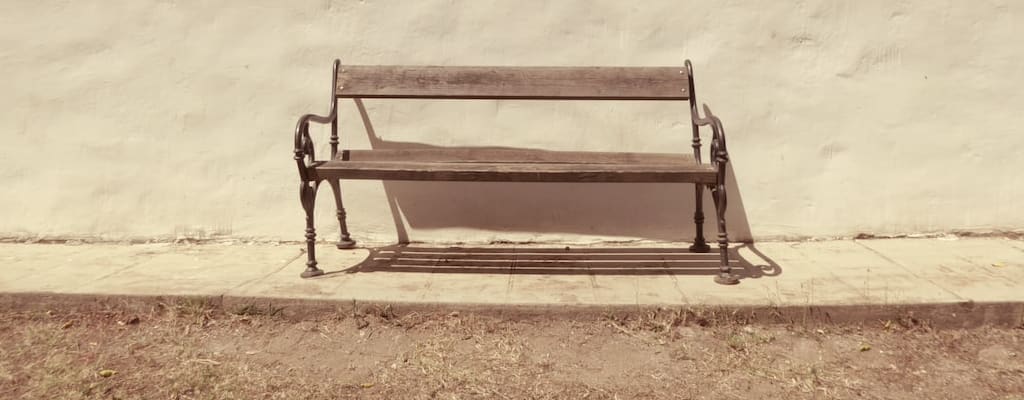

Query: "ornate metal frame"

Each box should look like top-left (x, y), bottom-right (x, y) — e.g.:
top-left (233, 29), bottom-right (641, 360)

top-left (293, 59), bottom-right (738, 284)
top-left (685, 60), bottom-right (738, 285)
top-left (293, 60), bottom-right (354, 278)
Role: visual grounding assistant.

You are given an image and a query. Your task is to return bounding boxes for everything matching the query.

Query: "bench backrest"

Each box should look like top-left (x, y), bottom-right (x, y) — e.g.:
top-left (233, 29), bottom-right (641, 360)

top-left (335, 66), bottom-right (691, 100)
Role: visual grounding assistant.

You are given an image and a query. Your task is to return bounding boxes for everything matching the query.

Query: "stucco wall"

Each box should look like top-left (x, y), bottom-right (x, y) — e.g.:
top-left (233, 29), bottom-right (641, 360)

top-left (1, 1), bottom-right (1022, 244)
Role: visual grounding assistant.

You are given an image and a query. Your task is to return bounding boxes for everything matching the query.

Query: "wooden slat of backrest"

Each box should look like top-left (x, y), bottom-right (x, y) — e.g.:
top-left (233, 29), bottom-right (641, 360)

top-left (341, 149), bottom-right (694, 164)
top-left (336, 66), bottom-right (690, 100)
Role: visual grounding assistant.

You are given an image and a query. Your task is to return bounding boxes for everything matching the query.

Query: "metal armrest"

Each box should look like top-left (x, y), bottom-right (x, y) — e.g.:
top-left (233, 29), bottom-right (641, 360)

top-left (691, 103), bottom-right (730, 212)
top-left (690, 103), bottom-right (729, 168)
top-left (294, 60), bottom-right (341, 182)
top-left (294, 112), bottom-right (334, 181)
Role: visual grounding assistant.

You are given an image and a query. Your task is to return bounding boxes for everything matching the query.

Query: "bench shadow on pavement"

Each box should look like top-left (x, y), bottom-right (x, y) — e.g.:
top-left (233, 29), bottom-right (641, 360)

top-left (331, 243), bottom-right (781, 280)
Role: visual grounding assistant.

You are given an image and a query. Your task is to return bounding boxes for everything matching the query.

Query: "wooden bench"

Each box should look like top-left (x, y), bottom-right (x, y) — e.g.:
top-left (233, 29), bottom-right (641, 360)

top-left (294, 60), bottom-right (740, 284)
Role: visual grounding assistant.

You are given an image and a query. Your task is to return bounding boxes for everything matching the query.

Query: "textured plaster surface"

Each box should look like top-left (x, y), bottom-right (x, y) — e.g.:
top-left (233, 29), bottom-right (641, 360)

top-left (1, 1), bottom-right (1022, 244)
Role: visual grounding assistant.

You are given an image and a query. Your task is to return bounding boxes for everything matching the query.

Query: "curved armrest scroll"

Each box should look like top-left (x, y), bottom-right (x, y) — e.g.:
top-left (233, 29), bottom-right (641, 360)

top-left (690, 103), bottom-right (729, 167)
top-left (691, 103), bottom-right (730, 211)
top-left (294, 60), bottom-right (341, 182)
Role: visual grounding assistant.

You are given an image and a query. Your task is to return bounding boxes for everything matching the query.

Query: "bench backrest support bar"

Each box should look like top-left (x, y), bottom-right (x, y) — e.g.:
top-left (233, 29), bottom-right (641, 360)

top-left (335, 65), bottom-right (691, 100)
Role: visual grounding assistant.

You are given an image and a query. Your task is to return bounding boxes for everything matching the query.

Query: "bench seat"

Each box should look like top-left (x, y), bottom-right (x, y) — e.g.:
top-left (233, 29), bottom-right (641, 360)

top-left (311, 149), bottom-right (717, 183)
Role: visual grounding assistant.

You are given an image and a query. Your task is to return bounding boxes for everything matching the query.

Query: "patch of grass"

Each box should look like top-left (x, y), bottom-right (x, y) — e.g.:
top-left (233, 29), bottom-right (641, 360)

top-left (726, 333), bottom-right (747, 351)
top-left (881, 311), bottom-right (933, 333)
top-left (604, 306), bottom-right (755, 342)
top-left (164, 297), bottom-right (219, 325)
top-left (231, 303), bottom-right (283, 318)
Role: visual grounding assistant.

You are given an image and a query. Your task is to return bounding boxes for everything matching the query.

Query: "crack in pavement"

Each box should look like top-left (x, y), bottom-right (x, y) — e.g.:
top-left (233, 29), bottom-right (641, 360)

top-left (854, 241), bottom-right (966, 301)
top-left (224, 249), bottom-right (305, 295)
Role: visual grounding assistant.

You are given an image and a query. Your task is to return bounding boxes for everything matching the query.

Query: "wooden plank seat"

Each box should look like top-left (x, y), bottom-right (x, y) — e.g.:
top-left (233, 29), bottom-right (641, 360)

top-left (294, 59), bottom-right (741, 284)
top-left (312, 149), bottom-right (717, 183)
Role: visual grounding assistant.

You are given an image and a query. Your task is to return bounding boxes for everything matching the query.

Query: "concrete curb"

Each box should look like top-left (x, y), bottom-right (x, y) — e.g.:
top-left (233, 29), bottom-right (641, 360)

top-left (4, 292), bottom-right (1022, 328)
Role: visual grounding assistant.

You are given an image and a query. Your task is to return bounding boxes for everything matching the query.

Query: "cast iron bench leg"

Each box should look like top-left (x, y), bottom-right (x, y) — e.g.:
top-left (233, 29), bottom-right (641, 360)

top-left (300, 181), bottom-right (324, 278)
top-left (328, 179), bottom-right (357, 249)
top-left (711, 182), bottom-right (738, 285)
top-left (689, 184), bottom-right (711, 253)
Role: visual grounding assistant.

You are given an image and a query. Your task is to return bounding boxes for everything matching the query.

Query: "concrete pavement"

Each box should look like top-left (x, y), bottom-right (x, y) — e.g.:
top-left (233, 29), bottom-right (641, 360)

top-left (2, 237), bottom-right (1023, 322)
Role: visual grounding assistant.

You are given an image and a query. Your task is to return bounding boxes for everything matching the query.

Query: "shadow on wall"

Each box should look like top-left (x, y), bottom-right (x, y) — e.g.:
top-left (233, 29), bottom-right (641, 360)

top-left (352, 99), bottom-right (753, 244)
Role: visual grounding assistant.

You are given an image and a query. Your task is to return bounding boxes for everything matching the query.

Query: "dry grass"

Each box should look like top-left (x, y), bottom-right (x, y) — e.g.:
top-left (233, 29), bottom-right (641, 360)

top-left (0, 300), bottom-right (1022, 399)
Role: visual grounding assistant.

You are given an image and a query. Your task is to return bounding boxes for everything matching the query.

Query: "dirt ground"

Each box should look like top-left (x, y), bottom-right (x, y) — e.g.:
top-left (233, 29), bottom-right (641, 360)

top-left (0, 300), bottom-right (1022, 400)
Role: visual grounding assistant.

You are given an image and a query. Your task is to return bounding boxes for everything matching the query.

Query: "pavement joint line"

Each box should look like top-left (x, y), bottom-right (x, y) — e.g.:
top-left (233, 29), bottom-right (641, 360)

top-left (225, 249), bottom-right (304, 294)
top-left (1001, 240), bottom-right (1024, 255)
top-left (87, 250), bottom-right (158, 284)
top-left (585, 256), bottom-right (598, 304)
top-left (666, 254), bottom-right (698, 304)
top-left (633, 274), bottom-right (639, 307)
top-left (504, 249), bottom-right (516, 303)
top-left (854, 240), bottom-right (967, 302)
top-left (953, 254), bottom-right (1021, 285)
top-left (661, 260), bottom-right (689, 302)
top-left (586, 268), bottom-right (597, 290)
top-left (801, 278), bottom-right (815, 308)
top-left (787, 243), bottom-right (873, 302)
top-left (416, 254), bottom-right (441, 301)
top-left (762, 281), bottom-right (784, 308)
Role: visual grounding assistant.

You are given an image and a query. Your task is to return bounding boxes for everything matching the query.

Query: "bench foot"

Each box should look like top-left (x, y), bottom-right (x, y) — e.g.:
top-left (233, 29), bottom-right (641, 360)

top-left (688, 241), bottom-right (711, 253)
top-left (712, 178), bottom-right (736, 285)
top-left (328, 179), bottom-right (356, 251)
top-left (714, 273), bottom-right (740, 285)
top-left (300, 266), bottom-right (325, 278)
top-left (690, 184), bottom-right (712, 253)
top-left (336, 238), bottom-right (357, 249)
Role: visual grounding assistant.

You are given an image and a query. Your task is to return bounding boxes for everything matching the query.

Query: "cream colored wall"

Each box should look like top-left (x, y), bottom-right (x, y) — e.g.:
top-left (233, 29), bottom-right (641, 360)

top-left (1, 1), bottom-right (1022, 244)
